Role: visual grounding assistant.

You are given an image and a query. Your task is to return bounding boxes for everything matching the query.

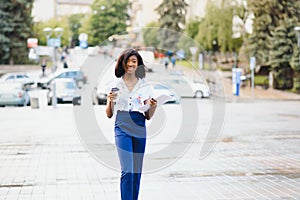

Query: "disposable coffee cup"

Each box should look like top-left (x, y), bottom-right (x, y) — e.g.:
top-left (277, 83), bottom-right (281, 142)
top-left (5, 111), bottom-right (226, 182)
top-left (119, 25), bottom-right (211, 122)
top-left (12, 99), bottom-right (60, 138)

top-left (111, 87), bottom-right (119, 102)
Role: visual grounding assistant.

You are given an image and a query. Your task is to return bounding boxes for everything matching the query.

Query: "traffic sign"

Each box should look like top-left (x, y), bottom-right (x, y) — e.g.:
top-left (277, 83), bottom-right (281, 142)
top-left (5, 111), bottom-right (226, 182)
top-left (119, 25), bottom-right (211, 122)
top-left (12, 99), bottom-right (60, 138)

top-left (250, 57), bottom-right (256, 70)
top-left (48, 38), bottom-right (61, 47)
top-left (80, 41), bottom-right (88, 49)
top-left (189, 47), bottom-right (198, 55)
top-left (27, 38), bottom-right (38, 48)
top-left (34, 46), bottom-right (53, 56)
top-left (79, 33), bottom-right (88, 41)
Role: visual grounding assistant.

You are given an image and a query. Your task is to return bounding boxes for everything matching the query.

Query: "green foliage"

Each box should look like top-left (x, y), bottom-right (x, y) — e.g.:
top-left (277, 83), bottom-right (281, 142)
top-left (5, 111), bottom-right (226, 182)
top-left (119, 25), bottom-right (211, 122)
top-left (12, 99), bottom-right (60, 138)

top-left (142, 22), bottom-right (160, 49)
top-left (0, 0), bottom-right (34, 64)
top-left (68, 14), bottom-right (85, 47)
top-left (291, 41), bottom-right (300, 92)
top-left (195, 0), bottom-right (243, 53)
top-left (155, 0), bottom-right (188, 50)
top-left (248, 0), bottom-right (300, 90)
top-left (32, 17), bottom-right (71, 47)
top-left (254, 75), bottom-right (268, 86)
top-left (185, 18), bottom-right (200, 39)
top-left (89, 0), bottom-right (130, 46)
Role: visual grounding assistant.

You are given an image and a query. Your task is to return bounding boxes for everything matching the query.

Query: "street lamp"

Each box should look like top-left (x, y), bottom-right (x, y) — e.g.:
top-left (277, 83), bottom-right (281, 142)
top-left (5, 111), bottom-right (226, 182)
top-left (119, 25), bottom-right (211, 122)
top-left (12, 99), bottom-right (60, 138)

top-left (43, 27), bottom-right (53, 47)
top-left (43, 27), bottom-right (63, 108)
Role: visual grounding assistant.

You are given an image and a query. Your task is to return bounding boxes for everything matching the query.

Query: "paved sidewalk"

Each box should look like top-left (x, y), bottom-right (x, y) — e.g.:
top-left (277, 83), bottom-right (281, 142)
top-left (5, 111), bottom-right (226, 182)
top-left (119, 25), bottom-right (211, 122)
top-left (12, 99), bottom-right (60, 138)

top-left (0, 101), bottom-right (299, 200)
top-left (0, 56), bottom-right (299, 200)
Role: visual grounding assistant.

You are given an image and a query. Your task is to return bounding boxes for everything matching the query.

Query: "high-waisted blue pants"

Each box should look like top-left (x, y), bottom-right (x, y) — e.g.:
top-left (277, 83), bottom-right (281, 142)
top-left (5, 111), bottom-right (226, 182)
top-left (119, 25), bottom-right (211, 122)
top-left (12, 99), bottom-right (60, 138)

top-left (115, 111), bottom-right (146, 200)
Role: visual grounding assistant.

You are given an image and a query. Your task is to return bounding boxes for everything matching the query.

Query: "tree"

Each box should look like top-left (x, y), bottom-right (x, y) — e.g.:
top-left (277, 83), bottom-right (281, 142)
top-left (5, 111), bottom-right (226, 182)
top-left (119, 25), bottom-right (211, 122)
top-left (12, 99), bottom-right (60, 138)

top-left (68, 14), bottom-right (85, 47)
top-left (0, 0), bottom-right (34, 64)
top-left (185, 18), bottom-right (201, 39)
top-left (248, 0), bottom-right (300, 90)
top-left (32, 17), bottom-right (71, 47)
top-left (291, 38), bottom-right (300, 92)
top-left (142, 22), bottom-right (160, 49)
top-left (89, 0), bottom-right (130, 46)
top-left (155, 0), bottom-right (188, 51)
top-left (269, 19), bottom-right (295, 89)
top-left (195, 0), bottom-right (243, 53)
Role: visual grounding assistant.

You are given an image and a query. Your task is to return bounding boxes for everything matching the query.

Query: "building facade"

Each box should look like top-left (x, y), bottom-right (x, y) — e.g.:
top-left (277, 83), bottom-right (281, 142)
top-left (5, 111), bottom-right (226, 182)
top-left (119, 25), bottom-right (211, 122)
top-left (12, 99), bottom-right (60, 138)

top-left (32, 0), bottom-right (208, 23)
top-left (32, 0), bottom-right (93, 22)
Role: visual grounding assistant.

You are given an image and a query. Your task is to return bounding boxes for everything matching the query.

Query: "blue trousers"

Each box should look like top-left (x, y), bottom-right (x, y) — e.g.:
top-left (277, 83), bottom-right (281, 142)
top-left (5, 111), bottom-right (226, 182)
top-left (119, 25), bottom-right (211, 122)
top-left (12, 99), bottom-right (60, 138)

top-left (115, 111), bottom-right (146, 200)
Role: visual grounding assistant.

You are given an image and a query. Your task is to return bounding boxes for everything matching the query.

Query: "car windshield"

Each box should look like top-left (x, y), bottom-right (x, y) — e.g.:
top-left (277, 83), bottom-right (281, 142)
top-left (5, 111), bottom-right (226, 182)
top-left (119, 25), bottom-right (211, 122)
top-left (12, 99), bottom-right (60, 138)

top-left (153, 85), bottom-right (169, 90)
top-left (56, 82), bottom-right (76, 90)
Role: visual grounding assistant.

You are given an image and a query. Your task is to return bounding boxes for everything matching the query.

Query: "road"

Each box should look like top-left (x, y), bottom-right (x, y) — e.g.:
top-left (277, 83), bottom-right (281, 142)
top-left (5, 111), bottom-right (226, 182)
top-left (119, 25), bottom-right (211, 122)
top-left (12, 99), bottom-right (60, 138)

top-left (0, 54), bottom-right (299, 199)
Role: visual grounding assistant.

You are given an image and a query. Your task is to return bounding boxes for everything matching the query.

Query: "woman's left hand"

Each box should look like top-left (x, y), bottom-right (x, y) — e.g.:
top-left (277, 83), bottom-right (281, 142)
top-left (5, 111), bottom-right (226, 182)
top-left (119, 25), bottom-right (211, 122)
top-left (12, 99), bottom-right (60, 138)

top-left (147, 98), bottom-right (157, 107)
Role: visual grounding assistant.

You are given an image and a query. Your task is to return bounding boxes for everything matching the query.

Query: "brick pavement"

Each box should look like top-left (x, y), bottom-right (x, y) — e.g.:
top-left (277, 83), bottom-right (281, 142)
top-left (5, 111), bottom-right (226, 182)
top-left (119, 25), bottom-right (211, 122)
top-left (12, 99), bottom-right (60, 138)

top-left (0, 57), bottom-right (299, 199)
top-left (0, 101), bottom-right (299, 200)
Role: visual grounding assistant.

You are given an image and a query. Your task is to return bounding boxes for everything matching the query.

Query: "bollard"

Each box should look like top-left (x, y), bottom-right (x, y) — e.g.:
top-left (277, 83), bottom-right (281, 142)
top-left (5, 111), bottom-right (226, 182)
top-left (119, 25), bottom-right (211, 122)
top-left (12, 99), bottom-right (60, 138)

top-left (30, 97), bottom-right (39, 109)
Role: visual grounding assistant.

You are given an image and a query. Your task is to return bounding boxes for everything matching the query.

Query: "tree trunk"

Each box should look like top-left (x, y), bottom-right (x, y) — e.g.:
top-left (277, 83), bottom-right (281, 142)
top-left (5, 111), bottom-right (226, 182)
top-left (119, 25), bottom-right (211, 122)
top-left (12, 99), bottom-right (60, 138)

top-left (293, 71), bottom-right (300, 93)
top-left (9, 57), bottom-right (14, 65)
top-left (9, 48), bottom-right (14, 65)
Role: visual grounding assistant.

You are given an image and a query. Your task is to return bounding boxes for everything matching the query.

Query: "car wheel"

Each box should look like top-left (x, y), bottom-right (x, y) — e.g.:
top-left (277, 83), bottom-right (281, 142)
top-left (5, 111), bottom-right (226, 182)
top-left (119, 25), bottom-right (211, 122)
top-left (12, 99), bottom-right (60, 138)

top-left (48, 98), bottom-right (52, 105)
top-left (92, 93), bottom-right (98, 105)
top-left (77, 81), bottom-right (84, 88)
top-left (194, 90), bottom-right (203, 98)
top-left (98, 98), bottom-right (104, 105)
top-left (18, 102), bottom-right (26, 107)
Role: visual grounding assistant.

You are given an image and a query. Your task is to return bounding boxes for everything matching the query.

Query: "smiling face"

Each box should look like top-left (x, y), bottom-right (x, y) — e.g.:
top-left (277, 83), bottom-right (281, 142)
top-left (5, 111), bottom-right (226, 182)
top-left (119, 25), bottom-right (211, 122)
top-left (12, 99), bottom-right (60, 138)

top-left (125, 55), bottom-right (138, 75)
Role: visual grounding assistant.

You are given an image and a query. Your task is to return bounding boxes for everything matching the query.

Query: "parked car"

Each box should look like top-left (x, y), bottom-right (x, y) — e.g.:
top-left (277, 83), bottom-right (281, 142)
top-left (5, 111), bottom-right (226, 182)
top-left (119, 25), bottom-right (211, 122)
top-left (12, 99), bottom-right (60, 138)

top-left (166, 76), bottom-right (210, 98)
top-left (47, 78), bottom-right (80, 105)
top-left (0, 72), bottom-right (34, 88)
top-left (37, 68), bottom-right (87, 89)
top-left (0, 82), bottom-right (30, 107)
top-left (138, 50), bottom-right (155, 72)
top-left (93, 60), bottom-right (117, 105)
top-left (150, 84), bottom-right (179, 104)
top-left (93, 79), bottom-right (116, 105)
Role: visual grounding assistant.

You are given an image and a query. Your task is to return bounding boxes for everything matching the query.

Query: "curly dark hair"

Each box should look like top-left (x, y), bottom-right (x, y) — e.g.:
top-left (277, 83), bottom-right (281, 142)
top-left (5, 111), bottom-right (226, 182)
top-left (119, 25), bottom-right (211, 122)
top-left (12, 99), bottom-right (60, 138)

top-left (115, 48), bottom-right (146, 78)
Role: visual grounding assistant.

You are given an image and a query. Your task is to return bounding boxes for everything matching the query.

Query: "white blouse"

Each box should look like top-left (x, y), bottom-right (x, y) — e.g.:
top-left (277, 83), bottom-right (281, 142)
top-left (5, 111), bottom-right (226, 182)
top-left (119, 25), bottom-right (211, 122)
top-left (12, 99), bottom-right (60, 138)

top-left (112, 78), bottom-right (153, 113)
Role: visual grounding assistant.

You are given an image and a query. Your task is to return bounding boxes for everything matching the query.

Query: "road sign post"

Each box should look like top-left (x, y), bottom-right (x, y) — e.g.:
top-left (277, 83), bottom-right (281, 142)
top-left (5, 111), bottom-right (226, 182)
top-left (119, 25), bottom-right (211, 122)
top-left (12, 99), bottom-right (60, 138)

top-left (79, 33), bottom-right (88, 49)
top-left (189, 47), bottom-right (198, 66)
top-left (250, 57), bottom-right (256, 96)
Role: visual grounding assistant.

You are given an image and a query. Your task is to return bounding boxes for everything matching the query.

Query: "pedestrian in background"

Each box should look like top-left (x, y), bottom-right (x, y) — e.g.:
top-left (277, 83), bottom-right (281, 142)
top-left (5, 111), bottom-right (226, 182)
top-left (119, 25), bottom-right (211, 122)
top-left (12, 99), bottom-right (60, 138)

top-left (106, 49), bottom-right (157, 200)
top-left (171, 55), bottom-right (176, 68)
top-left (163, 56), bottom-right (169, 70)
top-left (41, 58), bottom-right (46, 77)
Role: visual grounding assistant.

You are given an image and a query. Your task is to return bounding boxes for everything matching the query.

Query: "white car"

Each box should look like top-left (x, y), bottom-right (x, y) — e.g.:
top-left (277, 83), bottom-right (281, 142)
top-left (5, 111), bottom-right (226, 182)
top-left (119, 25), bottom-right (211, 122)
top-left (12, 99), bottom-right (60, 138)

top-left (37, 68), bottom-right (86, 89)
top-left (0, 72), bottom-right (34, 88)
top-left (92, 59), bottom-right (117, 105)
top-left (167, 76), bottom-right (210, 98)
top-left (93, 79), bottom-right (116, 105)
top-left (0, 82), bottom-right (30, 107)
top-left (47, 78), bottom-right (79, 105)
top-left (150, 84), bottom-right (179, 104)
top-left (138, 50), bottom-right (155, 72)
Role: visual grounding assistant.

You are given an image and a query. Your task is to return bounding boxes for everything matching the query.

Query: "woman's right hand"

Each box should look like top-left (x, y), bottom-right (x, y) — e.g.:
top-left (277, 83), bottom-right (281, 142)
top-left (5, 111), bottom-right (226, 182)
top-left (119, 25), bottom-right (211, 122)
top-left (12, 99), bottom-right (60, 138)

top-left (106, 91), bottom-right (117, 118)
top-left (107, 91), bottom-right (118, 103)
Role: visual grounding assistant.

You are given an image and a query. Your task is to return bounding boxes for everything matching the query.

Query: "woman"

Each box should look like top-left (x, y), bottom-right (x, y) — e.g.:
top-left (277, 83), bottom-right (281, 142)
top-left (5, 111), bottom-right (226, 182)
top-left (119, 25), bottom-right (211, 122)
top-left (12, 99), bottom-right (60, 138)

top-left (106, 49), bottom-right (157, 200)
